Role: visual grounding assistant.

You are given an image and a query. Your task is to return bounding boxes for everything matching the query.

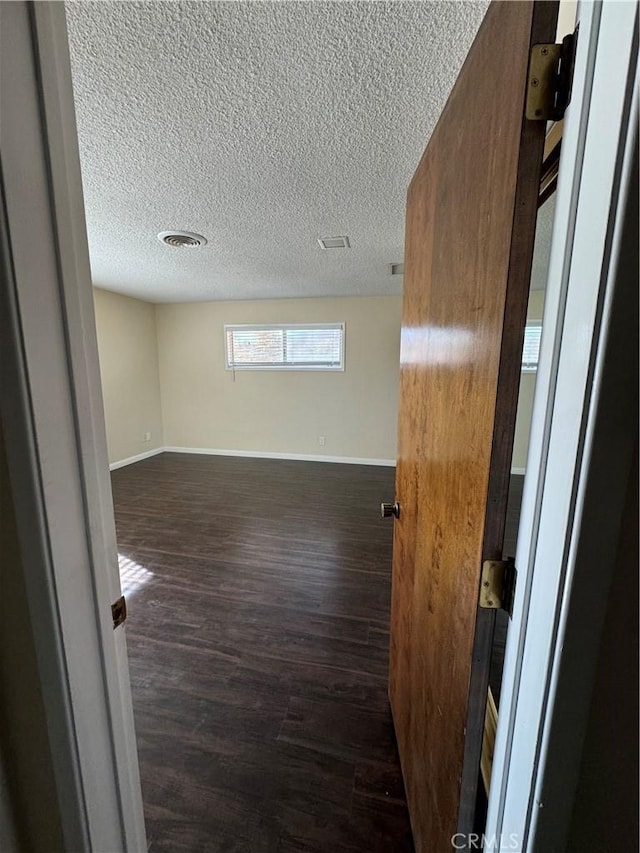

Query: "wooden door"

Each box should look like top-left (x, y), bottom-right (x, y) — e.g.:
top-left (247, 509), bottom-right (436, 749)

top-left (389, 2), bottom-right (558, 849)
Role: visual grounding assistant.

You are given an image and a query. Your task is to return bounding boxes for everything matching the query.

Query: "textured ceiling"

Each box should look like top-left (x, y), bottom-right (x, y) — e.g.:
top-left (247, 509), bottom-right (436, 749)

top-left (66, 1), bottom-right (488, 303)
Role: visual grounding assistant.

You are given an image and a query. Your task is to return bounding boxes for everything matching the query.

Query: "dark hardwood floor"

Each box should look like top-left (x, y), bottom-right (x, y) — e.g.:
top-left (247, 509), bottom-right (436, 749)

top-left (112, 453), bottom-right (413, 852)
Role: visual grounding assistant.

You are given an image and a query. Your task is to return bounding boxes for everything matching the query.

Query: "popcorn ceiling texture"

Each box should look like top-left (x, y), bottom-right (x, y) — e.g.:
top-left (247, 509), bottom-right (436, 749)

top-left (65, 1), bottom-right (488, 303)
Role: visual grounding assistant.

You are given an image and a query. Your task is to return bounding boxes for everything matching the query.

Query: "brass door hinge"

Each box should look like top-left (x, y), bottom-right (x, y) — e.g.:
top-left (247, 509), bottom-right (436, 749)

top-left (111, 595), bottom-right (127, 629)
top-left (479, 559), bottom-right (517, 618)
top-left (526, 28), bottom-right (578, 121)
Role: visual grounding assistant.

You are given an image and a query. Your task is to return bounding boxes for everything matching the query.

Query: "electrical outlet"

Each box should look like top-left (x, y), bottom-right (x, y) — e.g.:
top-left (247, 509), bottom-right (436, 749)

top-left (144, 432), bottom-right (151, 442)
top-left (319, 436), bottom-right (325, 446)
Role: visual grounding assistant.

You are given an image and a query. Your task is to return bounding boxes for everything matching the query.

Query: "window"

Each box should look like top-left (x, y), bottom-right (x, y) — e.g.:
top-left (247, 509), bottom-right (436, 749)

top-left (225, 323), bottom-right (345, 371)
top-left (522, 322), bottom-right (542, 372)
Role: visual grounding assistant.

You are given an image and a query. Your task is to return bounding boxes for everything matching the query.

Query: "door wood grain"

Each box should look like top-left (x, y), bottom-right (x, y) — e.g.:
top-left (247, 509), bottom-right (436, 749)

top-left (389, 2), bottom-right (558, 849)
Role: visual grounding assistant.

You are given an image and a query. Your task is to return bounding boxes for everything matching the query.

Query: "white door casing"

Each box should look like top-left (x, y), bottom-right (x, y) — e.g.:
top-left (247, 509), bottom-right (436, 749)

top-left (485, 1), bottom-right (638, 850)
top-left (0, 3), bottom-right (146, 850)
top-left (1, 1), bottom-right (636, 850)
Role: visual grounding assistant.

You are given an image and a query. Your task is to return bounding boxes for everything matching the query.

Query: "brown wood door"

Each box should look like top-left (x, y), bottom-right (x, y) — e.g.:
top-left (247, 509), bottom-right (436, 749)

top-left (389, 2), bottom-right (558, 850)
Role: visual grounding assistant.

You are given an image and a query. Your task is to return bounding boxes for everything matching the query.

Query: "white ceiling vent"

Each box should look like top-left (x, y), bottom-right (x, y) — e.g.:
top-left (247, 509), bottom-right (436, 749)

top-left (317, 235), bottom-right (351, 250)
top-left (158, 230), bottom-right (207, 248)
top-left (389, 263), bottom-right (404, 276)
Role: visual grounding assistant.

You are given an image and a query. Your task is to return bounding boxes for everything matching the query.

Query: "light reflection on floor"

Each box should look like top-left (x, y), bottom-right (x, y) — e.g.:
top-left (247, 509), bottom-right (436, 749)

top-left (118, 554), bottom-right (154, 597)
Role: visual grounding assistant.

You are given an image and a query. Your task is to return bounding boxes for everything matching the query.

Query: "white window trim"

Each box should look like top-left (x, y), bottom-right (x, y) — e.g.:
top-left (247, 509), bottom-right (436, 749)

top-left (224, 322), bottom-right (346, 371)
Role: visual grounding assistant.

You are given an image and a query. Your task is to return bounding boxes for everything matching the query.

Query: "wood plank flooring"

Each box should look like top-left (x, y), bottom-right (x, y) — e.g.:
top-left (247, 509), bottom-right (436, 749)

top-left (112, 453), bottom-right (413, 852)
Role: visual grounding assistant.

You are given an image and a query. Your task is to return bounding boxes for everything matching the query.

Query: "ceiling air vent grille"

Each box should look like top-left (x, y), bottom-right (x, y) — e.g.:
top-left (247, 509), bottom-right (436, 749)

top-left (158, 230), bottom-right (207, 248)
top-left (318, 235), bottom-right (351, 250)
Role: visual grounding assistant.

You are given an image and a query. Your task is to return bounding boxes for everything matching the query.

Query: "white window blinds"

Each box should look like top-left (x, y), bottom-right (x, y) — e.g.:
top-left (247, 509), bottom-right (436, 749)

top-left (522, 323), bottom-right (542, 372)
top-left (225, 324), bottom-right (345, 371)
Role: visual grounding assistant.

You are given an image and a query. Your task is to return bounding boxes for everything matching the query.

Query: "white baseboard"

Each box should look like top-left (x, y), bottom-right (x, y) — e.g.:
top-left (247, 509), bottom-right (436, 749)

top-left (110, 446), bottom-right (523, 475)
top-left (162, 446), bottom-right (396, 467)
top-left (109, 447), bottom-right (164, 471)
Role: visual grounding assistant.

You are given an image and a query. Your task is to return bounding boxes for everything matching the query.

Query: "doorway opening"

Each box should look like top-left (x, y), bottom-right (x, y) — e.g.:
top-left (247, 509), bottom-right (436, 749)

top-left (65, 1), bottom-right (488, 848)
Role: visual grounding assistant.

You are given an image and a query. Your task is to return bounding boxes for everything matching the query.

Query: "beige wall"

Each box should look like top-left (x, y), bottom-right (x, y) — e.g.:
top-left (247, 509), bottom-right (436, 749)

top-left (156, 296), bottom-right (402, 461)
top-left (557, 0), bottom-right (577, 40)
top-left (93, 287), bottom-right (538, 468)
top-left (512, 289), bottom-right (545, 472)
top-left (93, 288), bottom-right (164, 464)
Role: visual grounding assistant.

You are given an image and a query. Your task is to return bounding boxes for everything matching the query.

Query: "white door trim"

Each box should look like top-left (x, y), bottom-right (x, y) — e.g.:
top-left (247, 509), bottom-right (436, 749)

top-left (485, 2), bottom-right (638, 850)
top-left (0, 4), bottom-right (146, 850)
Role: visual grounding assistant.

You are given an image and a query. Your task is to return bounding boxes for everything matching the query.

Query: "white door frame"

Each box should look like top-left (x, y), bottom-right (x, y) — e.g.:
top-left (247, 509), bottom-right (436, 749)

top-left (0, 1), bottom-right (636, 851)
top-left (0, 3), bottom-right (146, 850)
top-left (485, 1), bottom-right (638, 850)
